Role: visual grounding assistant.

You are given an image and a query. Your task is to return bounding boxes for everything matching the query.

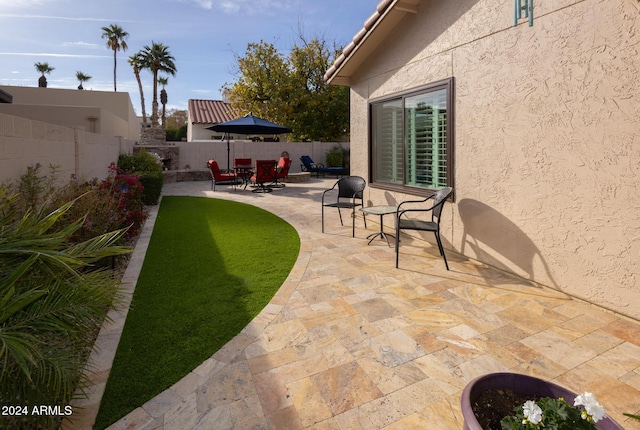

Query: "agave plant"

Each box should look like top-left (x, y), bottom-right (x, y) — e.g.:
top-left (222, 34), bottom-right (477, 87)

top-left (0, 190), bottom-right (130, 429)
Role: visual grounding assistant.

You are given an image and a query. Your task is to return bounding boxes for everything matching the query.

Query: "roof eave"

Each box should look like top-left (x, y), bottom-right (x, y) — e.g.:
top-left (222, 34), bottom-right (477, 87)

top-left (326, 0), bottom-right (420, 86)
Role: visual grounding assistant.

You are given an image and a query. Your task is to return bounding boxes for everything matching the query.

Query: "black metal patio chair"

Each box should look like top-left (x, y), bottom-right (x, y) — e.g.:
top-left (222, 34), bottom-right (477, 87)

top-left (395, 187), bottom-right (453, 270)
top-left (321, 176), bottom-right (367, 237)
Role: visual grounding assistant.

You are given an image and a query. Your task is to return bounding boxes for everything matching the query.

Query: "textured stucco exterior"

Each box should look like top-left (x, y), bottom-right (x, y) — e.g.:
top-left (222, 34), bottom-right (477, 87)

top-left (0, 85), bottom-right (140, 141)
top-left (346, 0), bottom-right (640, 319)
top-left (0, 112), bottom-right (134, 184)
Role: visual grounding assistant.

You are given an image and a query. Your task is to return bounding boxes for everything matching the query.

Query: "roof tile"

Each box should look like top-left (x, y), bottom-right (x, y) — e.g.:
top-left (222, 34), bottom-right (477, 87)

top-left (188, 99), bottom-right (238, 124)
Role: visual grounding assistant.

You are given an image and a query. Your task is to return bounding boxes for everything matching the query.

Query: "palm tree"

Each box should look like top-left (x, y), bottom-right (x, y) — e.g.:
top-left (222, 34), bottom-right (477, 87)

top-left (34, 62), bottom-right (54, 87)
top-left (101, 24), bottom-right (129, 92)
top-left (128, 52), bottom-right (148, 124)
top-left (75, 71), bottom-right (92, 90)
top-left (140, 42), bottom-right (176, 127)
top-left (158, 76), bottom-right (168, 129)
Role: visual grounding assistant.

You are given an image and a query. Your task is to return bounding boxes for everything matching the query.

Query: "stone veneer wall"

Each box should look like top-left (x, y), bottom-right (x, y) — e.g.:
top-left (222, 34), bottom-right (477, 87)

top-left (348, 0), bottom-right (640, 320)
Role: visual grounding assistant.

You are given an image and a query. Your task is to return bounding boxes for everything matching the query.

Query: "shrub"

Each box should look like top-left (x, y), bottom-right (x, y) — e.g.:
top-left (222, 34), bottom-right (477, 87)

top-left (137, 171), bottom-right (163, 206)
top-left (118, 150), bottom-right (163, 174)
top-left (0, 189), bottom-right (131, 430)
top-left (100, 164), bottom-right (146, 238)
top-left (117, 151), bottom-right (163, 205)
top-left (325, 145), bottom-right (350, 173)
top-left (8, 164), bottom-right (147, 245)
top-left (16, 163), bottom-right (58, 213)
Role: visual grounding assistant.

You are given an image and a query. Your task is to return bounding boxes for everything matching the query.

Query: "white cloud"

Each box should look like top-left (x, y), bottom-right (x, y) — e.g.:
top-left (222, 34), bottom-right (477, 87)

top-left (0, 0), bottom-right (56, 8)
top-left (62, 41), bottom-right (101, 49)
top-left (0, 13), bottom-right (142, 23)
top-left (193, 0), bottom-right (213, 9)
top-left (0, 52), bottom-right (110, 59)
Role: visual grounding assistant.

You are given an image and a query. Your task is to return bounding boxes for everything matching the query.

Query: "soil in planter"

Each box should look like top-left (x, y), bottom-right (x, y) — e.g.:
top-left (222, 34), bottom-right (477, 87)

top-left (472, 388), bottom-right (540, 429)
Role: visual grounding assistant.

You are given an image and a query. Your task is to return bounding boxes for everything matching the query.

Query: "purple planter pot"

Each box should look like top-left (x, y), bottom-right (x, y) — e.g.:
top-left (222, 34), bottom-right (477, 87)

top-left (460, 373), bottom-right (623, 430)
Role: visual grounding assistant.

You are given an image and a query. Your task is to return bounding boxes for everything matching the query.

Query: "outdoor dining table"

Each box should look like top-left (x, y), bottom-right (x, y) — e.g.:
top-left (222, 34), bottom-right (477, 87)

top-left (233, 164), bottom-right (253, 189)
top-left (359, 205), bottom-right (398, 246)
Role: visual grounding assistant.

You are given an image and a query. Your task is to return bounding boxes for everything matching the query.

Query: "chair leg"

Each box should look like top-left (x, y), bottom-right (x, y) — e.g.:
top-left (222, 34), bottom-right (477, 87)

top-left (434, 232), bottom-right (449, 270)
top-left (395, 225), bottom-right (401, 268)
top-left (352, 208), bottom-right (355, 237)
top-left (337, 207), bottom-right (344, 226)
top-left (322, 205), bottom-right (325, 233)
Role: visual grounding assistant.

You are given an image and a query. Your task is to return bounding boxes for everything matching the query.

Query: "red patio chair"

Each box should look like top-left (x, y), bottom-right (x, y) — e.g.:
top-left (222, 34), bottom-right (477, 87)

top-left (207, 159), bottom-right (238, 191)
top-left (250, 160), bottom-right (277, 193)
top-left (271, 156), bottom-right (291, 188)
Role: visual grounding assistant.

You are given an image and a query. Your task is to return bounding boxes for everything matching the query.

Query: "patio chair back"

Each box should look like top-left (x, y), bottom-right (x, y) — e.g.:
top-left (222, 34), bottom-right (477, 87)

top-left (234, 157), bottom-right (252, 167)
top-left (395, 187), bottom-right (453, 270)
top-left (207, 159), bottom-right (237, 191)
top-left (337, 176), bottom-right (365, 200)
top-left (251, 160), bottom-right (277, 193)
top-left (276, 157), bottom-right (291, 176)
top-left (321, 176), bottom-right (367, 237)
top-left (300, 155), bottom-right (315, 171)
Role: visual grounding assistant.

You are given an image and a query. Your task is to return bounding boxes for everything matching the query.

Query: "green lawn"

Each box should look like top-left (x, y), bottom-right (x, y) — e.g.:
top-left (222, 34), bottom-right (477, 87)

top-left (94, 196), bottom-right (300, 429)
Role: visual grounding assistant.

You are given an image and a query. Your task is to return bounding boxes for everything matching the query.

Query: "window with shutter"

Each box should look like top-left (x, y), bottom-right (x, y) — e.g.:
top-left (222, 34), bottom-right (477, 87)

top-left (369, 78), bottom-right (453, 194)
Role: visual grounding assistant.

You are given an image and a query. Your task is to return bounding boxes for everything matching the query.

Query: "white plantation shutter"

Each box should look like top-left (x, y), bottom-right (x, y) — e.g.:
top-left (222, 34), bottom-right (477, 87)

top-left (371, 79), bottom-right (452, 191)
top-left (372, 99), bottom-right (403, 185)
top-left (405, 88), bottom-right (447, 189)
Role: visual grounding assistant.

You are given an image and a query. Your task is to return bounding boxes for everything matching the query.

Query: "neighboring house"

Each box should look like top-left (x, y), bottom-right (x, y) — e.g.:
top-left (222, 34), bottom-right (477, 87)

top-left (187, 99), bottom-right (238, 141)
top-left (0, 85), bottom-right (140, 141)
top-left (326, 0), bottom-right (640, 320)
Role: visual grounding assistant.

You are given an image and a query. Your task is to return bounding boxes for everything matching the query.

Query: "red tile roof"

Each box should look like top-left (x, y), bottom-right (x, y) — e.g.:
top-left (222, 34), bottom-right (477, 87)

top-left (324, 0), bottom-right (420, 85)
top-left (188, 99), bottom-right (238, 124)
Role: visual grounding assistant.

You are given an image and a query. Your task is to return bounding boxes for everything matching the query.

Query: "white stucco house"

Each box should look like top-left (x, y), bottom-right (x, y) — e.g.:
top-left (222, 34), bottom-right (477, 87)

top-left (326, 0), bottom-right (640, 320)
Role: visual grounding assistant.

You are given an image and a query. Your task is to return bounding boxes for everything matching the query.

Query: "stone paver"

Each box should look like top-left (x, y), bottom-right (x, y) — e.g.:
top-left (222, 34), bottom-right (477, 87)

top-left (65, 179), bottom-right (640, 429)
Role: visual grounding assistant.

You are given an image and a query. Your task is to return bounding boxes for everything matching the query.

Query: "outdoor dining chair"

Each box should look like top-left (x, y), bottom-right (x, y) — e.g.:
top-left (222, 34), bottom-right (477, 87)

top-left (250, 160), bottom-right (277, 193)
top-left (271, 156), bottom-right (291, 188)
top-left (207, 159), bottom-right (238, 191)
top-left (321, 176), bottom-right (367, 237)
top-left (395, 187), bottom-right (453, 270)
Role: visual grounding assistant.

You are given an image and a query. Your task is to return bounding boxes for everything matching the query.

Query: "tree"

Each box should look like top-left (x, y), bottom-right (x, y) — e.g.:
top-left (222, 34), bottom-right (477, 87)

top-left (75, 71), bottom-right (92, 90)
top-left (101, 24), bottom-right (129, 92)
top-left (223, 35), bottom-right (349, 141)
top-left (165, 109), bottom-right (187, 141)
top-left (165, 109), bottom-right (187, 129)
top-left (289, 37), bottom-right (349, 141)
top-left (140, 42), bottom-right (176, 128)
top-left (34, 62), bottom-right (54, 88)
top-left (158, 76), bottom-right (168, 129)
top-left (224, 40), bottom-right (290, 123)
top-left (128, 52), bottom-right (148, 124)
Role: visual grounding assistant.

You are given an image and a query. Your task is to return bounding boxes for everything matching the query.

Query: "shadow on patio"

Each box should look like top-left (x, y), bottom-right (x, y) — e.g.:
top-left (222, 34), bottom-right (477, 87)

top-left (71, 178), bottom-right (640, 430)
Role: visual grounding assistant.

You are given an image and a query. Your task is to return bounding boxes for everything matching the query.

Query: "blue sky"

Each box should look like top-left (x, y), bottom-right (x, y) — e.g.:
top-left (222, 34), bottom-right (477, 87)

top-left (0, 0), bottom-right (375, 114)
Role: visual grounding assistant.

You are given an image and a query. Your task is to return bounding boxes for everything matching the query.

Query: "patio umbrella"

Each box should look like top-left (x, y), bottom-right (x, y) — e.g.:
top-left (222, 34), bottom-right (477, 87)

top-left (206, 114), bottom-right (292, 171)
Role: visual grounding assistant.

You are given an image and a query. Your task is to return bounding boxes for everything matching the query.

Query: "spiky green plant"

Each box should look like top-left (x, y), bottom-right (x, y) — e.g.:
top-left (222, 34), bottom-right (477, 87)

top-left (0, 190), bottom-right (131, 429)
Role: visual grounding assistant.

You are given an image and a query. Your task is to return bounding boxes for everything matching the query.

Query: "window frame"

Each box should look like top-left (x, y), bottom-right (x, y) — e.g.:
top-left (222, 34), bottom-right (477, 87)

top-left (368, 77), bottom-right (455, 197)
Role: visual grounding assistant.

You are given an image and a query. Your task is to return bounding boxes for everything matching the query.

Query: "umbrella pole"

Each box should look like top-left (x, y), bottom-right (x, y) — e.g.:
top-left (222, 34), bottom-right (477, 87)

top-left (226, 133), bottom-right (230, 172)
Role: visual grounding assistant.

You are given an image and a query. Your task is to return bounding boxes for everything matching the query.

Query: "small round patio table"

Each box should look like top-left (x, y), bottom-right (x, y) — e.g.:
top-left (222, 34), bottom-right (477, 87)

top-left (359, 205), bottom-right (397, 247)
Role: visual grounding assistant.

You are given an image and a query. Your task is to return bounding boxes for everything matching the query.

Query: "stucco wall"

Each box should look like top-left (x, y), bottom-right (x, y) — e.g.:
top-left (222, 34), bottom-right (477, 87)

top-left (177, 141), bottom-right (349, 174)
top-left (349, 0), bottom-right (640, 319)
top-left (0, 113), bottom-right (134, 185)
top-left (0, 85), bottom-right (140, 141)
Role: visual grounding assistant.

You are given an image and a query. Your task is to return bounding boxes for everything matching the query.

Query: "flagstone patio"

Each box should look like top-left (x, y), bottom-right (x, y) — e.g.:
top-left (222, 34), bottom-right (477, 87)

top-left (67, 178), bottom-right (640, 430)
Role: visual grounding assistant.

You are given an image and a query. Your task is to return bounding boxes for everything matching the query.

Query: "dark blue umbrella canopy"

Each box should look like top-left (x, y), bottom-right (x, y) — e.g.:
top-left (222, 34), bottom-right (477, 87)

top-left (206, 114), bottom-right (291, 171)
top-left (206, 114), bottom-right (291, 135)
